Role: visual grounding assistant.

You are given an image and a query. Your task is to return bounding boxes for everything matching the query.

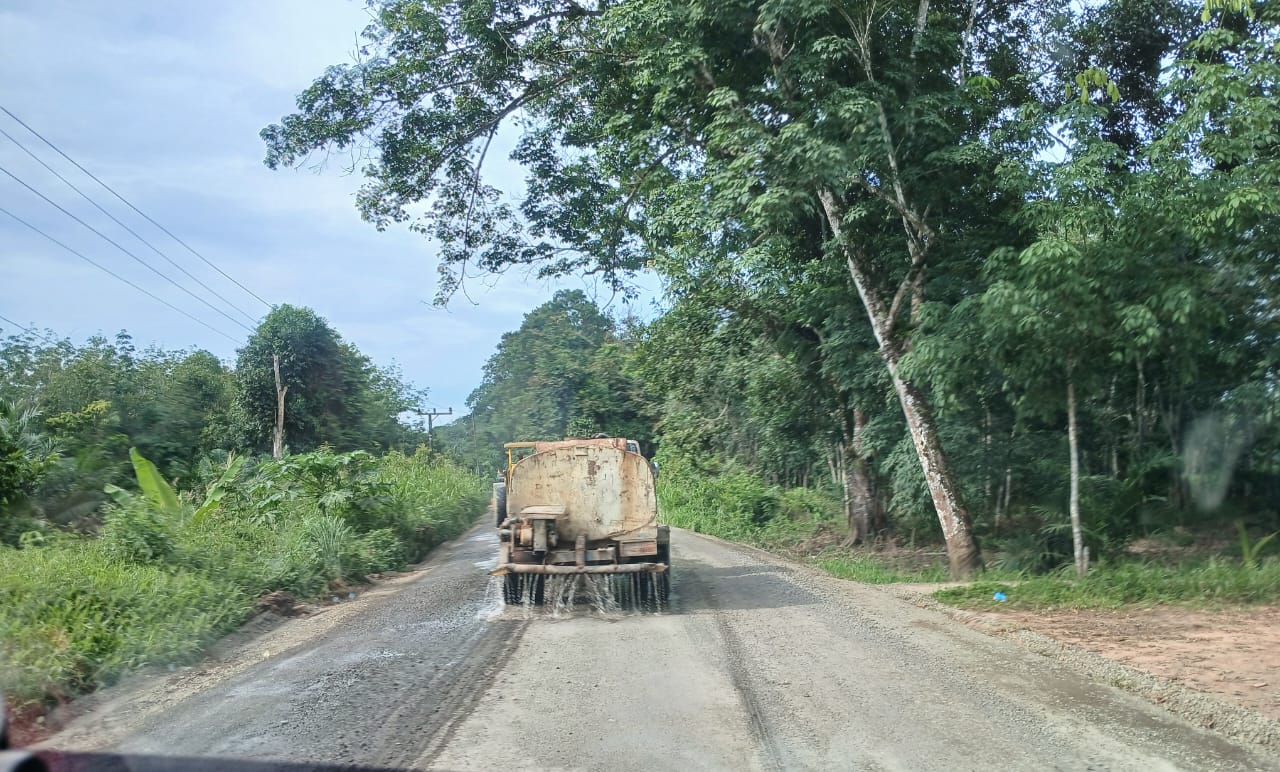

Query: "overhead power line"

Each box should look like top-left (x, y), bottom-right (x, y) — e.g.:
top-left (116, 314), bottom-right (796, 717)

top-left (0, 104), bottom-right (273, 310)
top-left (0, 162), bottom-right (254, 333)
top-left (0, 205), bottom-right (239, 343)
top-left (0, 313), bottom-right (61, 346)
top-left (0, 125), bottom-right (259, 324)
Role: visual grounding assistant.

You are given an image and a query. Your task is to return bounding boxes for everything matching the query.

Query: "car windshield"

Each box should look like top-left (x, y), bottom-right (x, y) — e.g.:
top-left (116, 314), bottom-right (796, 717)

top-left (3, 1), bottom-right (1280, 771)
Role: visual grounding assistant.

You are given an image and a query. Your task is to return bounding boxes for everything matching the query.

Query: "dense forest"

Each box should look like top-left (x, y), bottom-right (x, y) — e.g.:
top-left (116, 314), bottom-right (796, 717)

top-left (267, 0), bottom-right (1280, 577)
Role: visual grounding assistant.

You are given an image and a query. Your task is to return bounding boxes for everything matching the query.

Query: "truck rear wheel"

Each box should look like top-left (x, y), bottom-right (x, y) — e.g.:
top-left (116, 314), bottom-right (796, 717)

top-left (655, 544), bottom-right (671, 606)
top-left (493, 482), bottom-right (507, 527)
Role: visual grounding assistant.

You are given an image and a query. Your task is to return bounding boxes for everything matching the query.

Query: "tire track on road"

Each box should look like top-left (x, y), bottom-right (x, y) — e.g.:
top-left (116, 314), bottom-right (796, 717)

top-left (680, 558), bottom-right (786, 772)
top-left (404, 615), bottom-right (530, 769)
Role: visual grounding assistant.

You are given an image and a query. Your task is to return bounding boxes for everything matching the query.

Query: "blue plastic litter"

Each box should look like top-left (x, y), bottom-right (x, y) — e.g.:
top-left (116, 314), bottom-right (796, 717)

top-left (992, 591), bottom-right (1007, 602)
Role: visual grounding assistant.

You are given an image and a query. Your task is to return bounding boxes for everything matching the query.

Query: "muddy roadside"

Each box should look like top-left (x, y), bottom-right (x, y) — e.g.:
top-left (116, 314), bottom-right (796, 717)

top-left (999, 606), bottom-right (1280, 720)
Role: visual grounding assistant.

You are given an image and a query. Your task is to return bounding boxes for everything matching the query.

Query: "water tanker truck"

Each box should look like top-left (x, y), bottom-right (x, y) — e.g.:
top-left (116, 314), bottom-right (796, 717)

top-left (491, 437), bottom-right (669, 607)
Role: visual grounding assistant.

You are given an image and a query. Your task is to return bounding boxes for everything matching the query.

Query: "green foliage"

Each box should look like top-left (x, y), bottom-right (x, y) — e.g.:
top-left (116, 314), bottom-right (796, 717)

top-left (439, 290), bottom-right (657, 472)
top-left (1236, 521), bottom-right (1277, 570)
top-left (192, 454), bottom-right (246, 524)
top-left (373, 449), bottom-right (487, 558)
top-left (261, 0), bottom-right (1280, 573)
top-left (0, 541), bottom-right (248, 705)
top-left (104, 448), bottom-right (245, 536)
top-left (0, 399), bottom-right (58, 518)
top-left (0, 441), bottom-right (40, 511)
top-left (100, 501), bottom-right (176, 565)
top-left (234, 305), bottom-right (424, 453)
top-left (238, 450), bottom-right (382, 526)
top-left (303, 514), bottom-right (357, 580)
top-left (1065, 67), bottom-right (1122, 104)
top-left (936, 558), bottom-right (1280, 609)
top-left (779, 486), bottom-right (842, 522)
top-left (354, 528), bottom-right (407, 576)
top-left (127, 447), bottom-right (183, 518)
top-left (656, 449), bottom-right (834, 547)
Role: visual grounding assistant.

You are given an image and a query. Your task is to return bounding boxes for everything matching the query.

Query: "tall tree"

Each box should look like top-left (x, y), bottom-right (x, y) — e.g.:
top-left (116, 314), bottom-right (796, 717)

top-left (235, 305), bottom-right (368, 453)
top-left (466, 289), bottom-right (633, 442)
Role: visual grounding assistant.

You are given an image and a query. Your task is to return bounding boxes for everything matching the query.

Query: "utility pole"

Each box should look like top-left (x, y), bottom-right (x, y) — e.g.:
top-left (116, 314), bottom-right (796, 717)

top-left (418, 407), bottom-right (453, 449)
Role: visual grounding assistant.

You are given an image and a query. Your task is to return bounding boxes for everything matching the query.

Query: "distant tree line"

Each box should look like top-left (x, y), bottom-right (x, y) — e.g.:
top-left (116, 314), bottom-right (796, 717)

top-left (435, 290), bottom-right (656, 475)
top-left (0, 304), bottom-right (428, 543)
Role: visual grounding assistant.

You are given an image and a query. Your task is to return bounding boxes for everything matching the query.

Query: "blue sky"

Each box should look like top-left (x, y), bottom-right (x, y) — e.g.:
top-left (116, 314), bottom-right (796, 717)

top-left (0, 0), bottom-right (659, 421)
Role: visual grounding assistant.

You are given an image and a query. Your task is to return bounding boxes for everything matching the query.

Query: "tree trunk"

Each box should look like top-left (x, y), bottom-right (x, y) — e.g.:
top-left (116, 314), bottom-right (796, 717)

top-left (819, 190), bottom-right (982, 577)
top-left (272, 353), bottom-right (288, 459)
top-left (983, 406), bottom-right (993, 505)
top-left (840, 409), bottom-right (877, 545)
top-left (1067, 372), bottom-right (1086, 577)
top-left (995, 466), bottom-right (1012, 534)
top-left (856, 407), bottom-right (889, 535)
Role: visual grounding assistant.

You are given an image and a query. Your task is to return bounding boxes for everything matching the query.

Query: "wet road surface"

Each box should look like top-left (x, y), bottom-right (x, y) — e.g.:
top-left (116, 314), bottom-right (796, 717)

top-left (40, 521), bottom-right (1279, 771)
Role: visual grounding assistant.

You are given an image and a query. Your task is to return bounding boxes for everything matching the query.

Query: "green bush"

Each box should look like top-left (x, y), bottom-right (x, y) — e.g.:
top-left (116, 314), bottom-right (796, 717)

top-left (779, 486), bottom-right (842, 522)
top-left (656, 450), bottom-right (831, 545)
top-left (355, 528), bottom-right (406, 575)
top-left (375, 449), bottom-right (487, 559)
top-left (100, 502), bottom-right (175, 564)
top-left (301, 514), bottom-right (358, 581)
top-left (0, 449), bottom-right (487, 712)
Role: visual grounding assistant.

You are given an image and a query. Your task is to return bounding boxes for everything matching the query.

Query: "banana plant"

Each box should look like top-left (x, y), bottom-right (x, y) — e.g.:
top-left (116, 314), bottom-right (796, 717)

top-left (193, 453), bottom-right (246, 524)
top-left (104, 448), bottom-right (244, 524)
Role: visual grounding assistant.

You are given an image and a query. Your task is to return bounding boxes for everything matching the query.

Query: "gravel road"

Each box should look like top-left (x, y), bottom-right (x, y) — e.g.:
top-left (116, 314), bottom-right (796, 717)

top-left (39, 521), bottom-right (1279, 771)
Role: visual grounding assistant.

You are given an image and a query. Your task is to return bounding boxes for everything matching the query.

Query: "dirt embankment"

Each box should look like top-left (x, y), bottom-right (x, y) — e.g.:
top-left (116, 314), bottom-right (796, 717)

top-left (983, 605), bottom-right (1280, 721)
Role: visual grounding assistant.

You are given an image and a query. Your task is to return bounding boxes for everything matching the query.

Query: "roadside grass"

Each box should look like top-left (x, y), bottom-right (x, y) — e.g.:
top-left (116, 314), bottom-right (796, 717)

top-left (935, 558), bottom-right (1280, 610)
top-left (0, 450), bottom-right (486, 712)
top-left (658, 464), bottom-right (1280, 608)
top-left (0, 542), bottom-right (249, 706)
top-left (656, 460), bottom-right (843, 550)
top-left (816, 555), bottom-right (951, 584)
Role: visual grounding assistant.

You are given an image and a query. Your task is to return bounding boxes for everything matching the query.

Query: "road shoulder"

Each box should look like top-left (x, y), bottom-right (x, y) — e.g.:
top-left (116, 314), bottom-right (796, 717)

top-left (36, 519), bottom-right (494, 752)
top-left (705, 529), bottom-right (1280, 753)
top-left (893, 587), bottom-right (1280, 751)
